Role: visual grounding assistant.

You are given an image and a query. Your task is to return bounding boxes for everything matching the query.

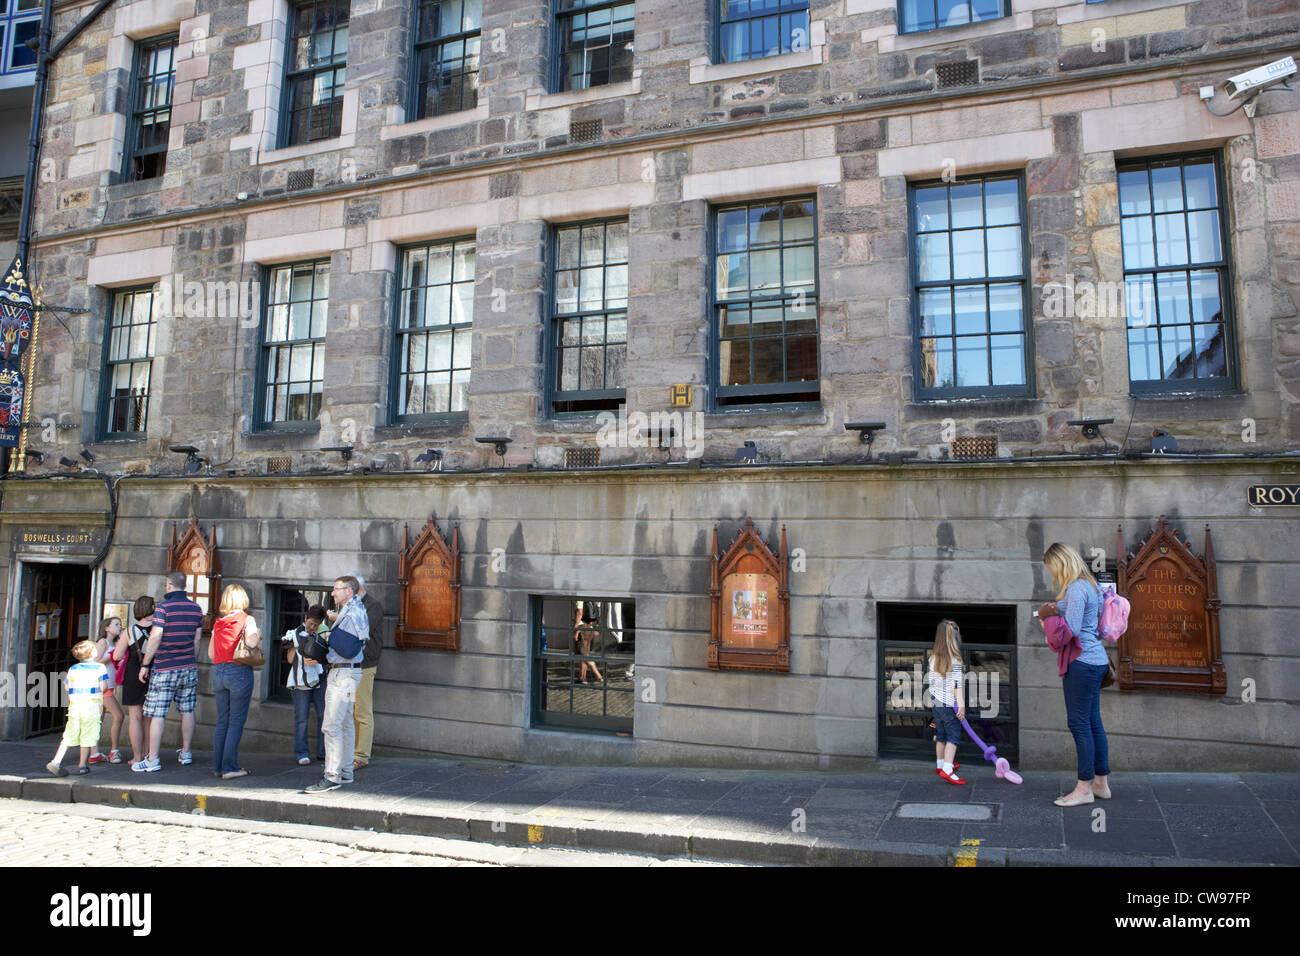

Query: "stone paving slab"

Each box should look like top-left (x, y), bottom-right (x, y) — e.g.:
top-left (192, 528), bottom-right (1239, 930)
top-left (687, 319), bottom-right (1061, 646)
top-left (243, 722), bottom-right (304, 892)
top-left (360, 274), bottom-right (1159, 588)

top-left (2, 741), bottom-right (1297, 866)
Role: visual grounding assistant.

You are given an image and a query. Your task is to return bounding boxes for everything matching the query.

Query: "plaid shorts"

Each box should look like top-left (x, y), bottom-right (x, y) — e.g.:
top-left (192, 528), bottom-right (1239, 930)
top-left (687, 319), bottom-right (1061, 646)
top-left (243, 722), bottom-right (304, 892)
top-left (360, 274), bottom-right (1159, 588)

top-left (142, 666), bottom-right (198, 719)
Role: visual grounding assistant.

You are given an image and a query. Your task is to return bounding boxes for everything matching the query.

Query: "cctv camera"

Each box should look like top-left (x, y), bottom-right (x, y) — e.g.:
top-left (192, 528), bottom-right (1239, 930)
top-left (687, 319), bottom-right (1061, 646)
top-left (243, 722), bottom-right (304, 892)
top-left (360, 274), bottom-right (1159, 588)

top-left (1223, 56), bottom-right (1296, 100)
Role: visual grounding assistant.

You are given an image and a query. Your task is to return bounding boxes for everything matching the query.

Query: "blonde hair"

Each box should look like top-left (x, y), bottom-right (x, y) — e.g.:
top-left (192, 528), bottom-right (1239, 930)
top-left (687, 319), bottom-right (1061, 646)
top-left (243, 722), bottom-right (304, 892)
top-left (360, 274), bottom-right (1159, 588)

top-left (71, 640), bottom-right (97, 662)
top-left (218, 584), bottom-right (250, 616)
top-left (930, 619), bottom-right (963, 680)
top-left (1044, 542), bottom-right (1099, 601)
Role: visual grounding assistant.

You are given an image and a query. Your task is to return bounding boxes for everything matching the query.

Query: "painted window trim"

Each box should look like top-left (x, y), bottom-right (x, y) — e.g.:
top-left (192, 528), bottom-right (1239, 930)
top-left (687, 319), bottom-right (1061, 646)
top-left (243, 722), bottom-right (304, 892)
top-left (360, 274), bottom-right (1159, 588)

top-left (98, 286), bottom-right (158, 441)
top-left (122, 33), bottom-right (178, 184)
top-left (895, 0), bottom-right (1009, 36)
top-left (254, 259), bottom-right (331, 431)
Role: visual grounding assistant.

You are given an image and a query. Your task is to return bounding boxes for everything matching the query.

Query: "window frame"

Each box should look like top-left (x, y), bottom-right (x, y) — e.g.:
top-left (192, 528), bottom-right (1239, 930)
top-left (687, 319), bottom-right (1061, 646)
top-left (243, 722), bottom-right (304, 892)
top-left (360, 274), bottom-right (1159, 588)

top-left (98, 286), bottom-right (158, 441)
top-left (254, 259), bottom-right (331, 431)
top-left (714, 0), bottom-right (811, 65)
top-left (267, 584), bottom-right (335, 703)
top-left (1116, 151), bottom-right (1239, 397)
top-left (531, 595), bottom-right (635, 735)
top-left (707, 195), bottom-right (823, 413)
top-left (545, 216), bottom-right (630, 418)
top-left (410, 0), bottom-right (482, 121)
top-left (907, 171), bottom-right (1034, 403)
top-left (896, 0), bottom-right (1009, 35)
top-left (551, 0), bottom-right (636, 94)
top-left (279, 0), bottom-right (350, 148)
top-left (121, 33), bottom-right (178, 183)
top-left (388, 235), bottom-right (476, 425)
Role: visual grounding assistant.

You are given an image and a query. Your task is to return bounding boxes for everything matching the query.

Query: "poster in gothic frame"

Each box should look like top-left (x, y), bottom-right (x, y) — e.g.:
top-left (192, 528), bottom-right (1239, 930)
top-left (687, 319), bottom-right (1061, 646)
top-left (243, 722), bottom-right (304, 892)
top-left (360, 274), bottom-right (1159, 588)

top-left (168, 516), bottom-right (222, 615)
top-left (708, 517), bottom-right (791, 673)
top-left (395, 515), bottom-right (461, 652)
top-left (1116, 516), bottom-right (1224, 695)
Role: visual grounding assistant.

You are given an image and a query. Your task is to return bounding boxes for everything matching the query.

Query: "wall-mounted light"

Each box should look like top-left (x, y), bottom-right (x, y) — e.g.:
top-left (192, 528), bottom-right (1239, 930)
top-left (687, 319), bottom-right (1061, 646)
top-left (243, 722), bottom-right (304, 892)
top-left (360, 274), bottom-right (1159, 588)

top-left (845, 421), bottom-right (887, 455)
top-left (321, 444), bottom-right (354, 462)
top-left (1150, 429), bottom-right (1179, 454)
top-left (169, 444), bottom-right (210, 474)
top-left (414, 448), bottom-right (444, 471)
top-left (735, 440), bottom-right (758, 462)
top-left (476, 436), bottom-right (511, 461)
top-left (1068, 418), bottom-right (1114, 441)
top-left (79, 448), bottom-right (95, 463)
top-left (23, 450), bottom-right (44, 465)
top-left (58, 456), bottom-right (78, 470)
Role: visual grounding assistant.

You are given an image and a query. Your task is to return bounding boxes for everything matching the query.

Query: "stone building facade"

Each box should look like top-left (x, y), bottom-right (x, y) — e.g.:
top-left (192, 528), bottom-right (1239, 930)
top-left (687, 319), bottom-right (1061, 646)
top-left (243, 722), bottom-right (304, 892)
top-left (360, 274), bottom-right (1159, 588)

top-left (0, 0), bottom-right (1296, 770)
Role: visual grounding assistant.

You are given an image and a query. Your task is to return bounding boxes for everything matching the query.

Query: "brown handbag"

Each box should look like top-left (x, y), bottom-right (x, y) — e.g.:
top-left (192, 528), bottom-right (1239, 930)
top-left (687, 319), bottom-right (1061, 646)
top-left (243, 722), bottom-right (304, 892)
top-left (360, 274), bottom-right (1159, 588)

top-left (232, 621), bottom-right (266, 668)
top-left (1101, 655), bottom-right (1117, 689)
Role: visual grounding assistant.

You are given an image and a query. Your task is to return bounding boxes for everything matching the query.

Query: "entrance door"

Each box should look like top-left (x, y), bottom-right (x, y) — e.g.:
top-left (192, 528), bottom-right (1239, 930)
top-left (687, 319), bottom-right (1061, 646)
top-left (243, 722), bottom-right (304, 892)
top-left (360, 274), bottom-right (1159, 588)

top-left (24, 562), bottom-right (94, 738)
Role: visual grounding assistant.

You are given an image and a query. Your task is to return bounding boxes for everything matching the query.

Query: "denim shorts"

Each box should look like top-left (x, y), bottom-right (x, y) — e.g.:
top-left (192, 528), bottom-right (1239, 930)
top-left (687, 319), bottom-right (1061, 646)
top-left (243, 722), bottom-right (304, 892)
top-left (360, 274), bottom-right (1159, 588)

top-left (931, 705), bottom-right (963, 745)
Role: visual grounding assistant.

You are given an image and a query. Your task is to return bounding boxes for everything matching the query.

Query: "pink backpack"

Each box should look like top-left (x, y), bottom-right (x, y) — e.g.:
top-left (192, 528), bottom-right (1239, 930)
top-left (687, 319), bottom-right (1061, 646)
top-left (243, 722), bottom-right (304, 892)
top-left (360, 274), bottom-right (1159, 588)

top-left (1098, 588), bottom-right (1130, 642)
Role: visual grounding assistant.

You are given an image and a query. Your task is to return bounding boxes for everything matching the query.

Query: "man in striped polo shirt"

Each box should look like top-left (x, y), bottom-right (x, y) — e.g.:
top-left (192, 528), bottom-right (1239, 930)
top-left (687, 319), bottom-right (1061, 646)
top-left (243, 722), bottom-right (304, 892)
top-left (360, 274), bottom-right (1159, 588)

top-left (134, 571), bottom-right (204, 773)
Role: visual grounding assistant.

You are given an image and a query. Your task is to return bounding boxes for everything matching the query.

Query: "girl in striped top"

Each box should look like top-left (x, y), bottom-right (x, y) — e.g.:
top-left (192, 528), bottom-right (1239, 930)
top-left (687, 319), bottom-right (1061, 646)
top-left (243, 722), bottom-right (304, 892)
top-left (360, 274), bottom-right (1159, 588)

top-left (928, 619), bottom-right (966, 785)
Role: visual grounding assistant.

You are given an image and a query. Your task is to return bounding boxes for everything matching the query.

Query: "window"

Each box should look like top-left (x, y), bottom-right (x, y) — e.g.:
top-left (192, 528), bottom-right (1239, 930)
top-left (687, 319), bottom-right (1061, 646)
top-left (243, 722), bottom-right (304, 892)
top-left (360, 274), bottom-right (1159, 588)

top-left (282, 0), bottom-right (349, 146)
top-left (101, 287), bottom-right (157, 438)
top-left (712, 197), bottom-right (819, 408)
top-left (549, 219), bottom-right (627, 414)
top-left (123, 35), bottom-right (176, 182)
top-left (910, 174), bottom-right (1029, 400)
top-left (268, 585), bottom-right (334, 702)
top-left (533, 597), bottom-right (635, 734)
top-left (393, 238), bottom-right (474, 420)
top-left (1118, 154), bottom-right (1234, 393)
top-left (554, 0), bottom-right (634, 93)
top-left (2, 1), bottom-right (39, 75)
top-left (260, 260), bottom-right (329, 425)
top-left (413, 0), bottom-right (481, 118)
top-left (898, 0), bottom-right (1006, 34)
top-left (718, 0), bottom-right (810, 64)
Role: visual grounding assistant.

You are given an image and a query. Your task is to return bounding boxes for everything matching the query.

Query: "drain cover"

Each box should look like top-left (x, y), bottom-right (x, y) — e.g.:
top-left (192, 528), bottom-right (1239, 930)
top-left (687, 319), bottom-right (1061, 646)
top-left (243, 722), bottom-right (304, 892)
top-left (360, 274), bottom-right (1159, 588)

top-left (895, 803), bottom-right (995, 822)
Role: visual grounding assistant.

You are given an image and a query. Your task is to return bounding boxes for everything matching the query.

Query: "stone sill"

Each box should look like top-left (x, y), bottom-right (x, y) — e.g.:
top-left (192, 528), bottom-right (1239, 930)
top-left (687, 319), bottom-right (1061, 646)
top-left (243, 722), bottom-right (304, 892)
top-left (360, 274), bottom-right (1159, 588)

top-left (243, 422), bottom-right (323, 442)
top-left (1057, 0), bottom-right (1190, 26)
top-left (689, 31), bottom-right (827, 86)
top-left (259, 133), bottom-right (356, 164)
top-left (380, 99), bottom-right (491, 141)
top-left (373, 418), bottom-right (469, 439)
top-left (903, 398), bottom-right (1046, 420)
top-left (868, 11), bottom-right (1034, 53)
top-left (526, 74), bottom-right (641, 112)
top-left (704, 404), bottom-right (826, 428)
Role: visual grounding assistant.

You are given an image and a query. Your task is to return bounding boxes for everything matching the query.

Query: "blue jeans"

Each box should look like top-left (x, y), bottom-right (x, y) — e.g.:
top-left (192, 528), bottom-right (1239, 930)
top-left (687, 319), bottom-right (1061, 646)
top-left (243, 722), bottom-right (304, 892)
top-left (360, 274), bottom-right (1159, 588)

top-left (292, 682), bottom-right (326, 761)
top-left (1062, 659), bottom-right (1110, 781)
top-left (212, 662), bottom-right (254, 775)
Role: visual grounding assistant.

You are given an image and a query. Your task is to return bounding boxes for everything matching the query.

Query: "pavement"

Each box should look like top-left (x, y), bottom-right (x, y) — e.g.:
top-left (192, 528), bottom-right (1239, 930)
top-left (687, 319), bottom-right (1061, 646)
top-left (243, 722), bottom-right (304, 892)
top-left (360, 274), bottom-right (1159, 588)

top-left (2, 740), bottom-right (1297, 866)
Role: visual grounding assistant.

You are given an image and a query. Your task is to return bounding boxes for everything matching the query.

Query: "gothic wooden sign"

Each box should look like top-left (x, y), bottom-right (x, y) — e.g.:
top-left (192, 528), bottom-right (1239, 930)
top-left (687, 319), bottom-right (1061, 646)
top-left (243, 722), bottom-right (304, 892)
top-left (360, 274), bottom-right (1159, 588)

top-left (709, 517), bottom-right (790, 672)
top-left (395, 515), bottom-right (461, 652)
top-left (1117, 516), bottom-right (1224, 695)
top-left (168, 516), bottom-right (221, 614)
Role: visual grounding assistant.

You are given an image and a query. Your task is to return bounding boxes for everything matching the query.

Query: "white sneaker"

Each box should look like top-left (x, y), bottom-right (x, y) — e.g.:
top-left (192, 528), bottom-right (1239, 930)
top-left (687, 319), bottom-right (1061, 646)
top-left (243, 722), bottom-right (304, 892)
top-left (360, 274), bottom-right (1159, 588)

top-left (131, 757), bottom-right (161, 773)
top-left (176, 750), bottom-right (193, 766)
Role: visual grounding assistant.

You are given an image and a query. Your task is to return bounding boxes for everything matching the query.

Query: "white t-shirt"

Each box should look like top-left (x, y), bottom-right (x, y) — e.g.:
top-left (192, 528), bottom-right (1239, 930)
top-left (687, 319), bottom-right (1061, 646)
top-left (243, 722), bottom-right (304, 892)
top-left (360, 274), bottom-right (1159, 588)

top-left (927, 654), bottom-right (963, 708)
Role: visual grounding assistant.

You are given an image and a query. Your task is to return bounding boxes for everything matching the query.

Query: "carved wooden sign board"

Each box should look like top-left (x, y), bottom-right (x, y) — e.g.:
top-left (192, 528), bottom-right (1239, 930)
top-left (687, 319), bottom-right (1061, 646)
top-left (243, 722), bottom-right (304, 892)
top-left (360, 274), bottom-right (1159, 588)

top-left (1117, 516), bottom-right (1225, 695)
top-left (709, 517), bottom-right (790, 673)
top-left (395, 515), bottom-right (461, 652)
top-left (168, 516), bottom-right (221, 614)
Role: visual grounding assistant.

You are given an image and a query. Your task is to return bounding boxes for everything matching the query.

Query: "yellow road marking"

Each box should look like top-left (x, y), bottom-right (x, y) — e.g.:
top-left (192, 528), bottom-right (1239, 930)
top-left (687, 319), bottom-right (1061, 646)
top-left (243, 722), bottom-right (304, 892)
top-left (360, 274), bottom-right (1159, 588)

top-left (954, 837), bottom-right (980, 867)
top-left (526, 824), bottom-right (544, 843)
top-left (195, 794), bottom-right (207, 814)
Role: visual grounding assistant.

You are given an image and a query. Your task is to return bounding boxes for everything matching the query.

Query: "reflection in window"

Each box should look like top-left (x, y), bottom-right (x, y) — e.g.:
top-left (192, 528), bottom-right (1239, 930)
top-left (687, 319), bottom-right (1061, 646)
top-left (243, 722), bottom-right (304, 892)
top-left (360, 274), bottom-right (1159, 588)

top-left (284, 0), bottom-right (349, 146)
top-left (102, 287), bottom-right (157, 437)
top-left (714, 197), bottom-right (819, 407)
top-left (551, 218), bottom-right (628, 414)
top-left (414, 0), bottom-right (481, 118)
top-left (898, 0), bottom-right (1006, 33)
top-left (719, 0), bottom-right (810, 64)
top-left (555, 0), bottom-right (634, 92)
top-left (911, 174), bottom-right (1028, 399)
top-left (124, 36), bottom-right (176, 181)
top-left (396, 237), bottom-right (475, 418)
top-left (262, 260), bottom-right (329, 424)
top-left (534, 597), bottom-right (635, 733)
top-left (1118, 155), bottom-right (1231, 391)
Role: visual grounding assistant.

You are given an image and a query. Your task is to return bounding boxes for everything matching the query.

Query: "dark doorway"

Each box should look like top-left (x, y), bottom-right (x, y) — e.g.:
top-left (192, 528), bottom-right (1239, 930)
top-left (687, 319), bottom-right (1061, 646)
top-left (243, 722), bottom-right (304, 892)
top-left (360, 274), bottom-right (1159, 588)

top-left (24, 562), bottom-right (94, 738)
top-left (878, 602), bottom-right (1018, 765)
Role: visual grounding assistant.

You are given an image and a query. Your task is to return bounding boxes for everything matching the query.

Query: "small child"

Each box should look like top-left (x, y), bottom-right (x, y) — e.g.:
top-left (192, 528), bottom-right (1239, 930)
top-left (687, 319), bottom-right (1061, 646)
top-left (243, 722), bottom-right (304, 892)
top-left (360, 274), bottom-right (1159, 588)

top-left (46, 640), bottom-right (108, 777)
top-left (283, 605), bottom-right (329, 765)
top-left (928, 619), bottom-right (966, 785)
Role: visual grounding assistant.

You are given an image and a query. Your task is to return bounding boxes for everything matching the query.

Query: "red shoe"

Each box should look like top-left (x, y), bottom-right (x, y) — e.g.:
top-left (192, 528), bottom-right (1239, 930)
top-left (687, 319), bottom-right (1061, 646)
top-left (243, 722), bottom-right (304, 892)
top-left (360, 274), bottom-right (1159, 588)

top-left (87, 754), bottom-right (106, 764)
top-left (934, 762), bottom-right (960, 774)
top-left (939, 769), bottom-right (966, 785)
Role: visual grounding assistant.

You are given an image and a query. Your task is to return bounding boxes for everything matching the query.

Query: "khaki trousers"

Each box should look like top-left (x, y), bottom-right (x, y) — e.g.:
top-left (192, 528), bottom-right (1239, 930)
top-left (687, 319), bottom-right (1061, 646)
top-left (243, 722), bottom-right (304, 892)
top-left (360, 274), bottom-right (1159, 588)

top-left (353, 666), bottom-right (376, 763)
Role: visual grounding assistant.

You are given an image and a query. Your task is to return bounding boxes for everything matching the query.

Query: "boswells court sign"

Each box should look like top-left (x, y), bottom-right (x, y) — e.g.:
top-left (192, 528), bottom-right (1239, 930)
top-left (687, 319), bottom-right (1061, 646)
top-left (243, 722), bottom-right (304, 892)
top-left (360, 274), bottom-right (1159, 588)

top-left (0, 256), bottom-right (34, 447)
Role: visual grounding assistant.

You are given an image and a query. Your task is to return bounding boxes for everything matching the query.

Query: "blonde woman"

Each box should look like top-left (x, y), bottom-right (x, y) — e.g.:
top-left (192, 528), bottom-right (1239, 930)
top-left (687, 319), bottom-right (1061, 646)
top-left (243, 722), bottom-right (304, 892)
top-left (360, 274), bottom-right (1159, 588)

top-left (209, 584), bottom-right (261, 780)
top-left (88, 617), bottom-right (125, 765)
top-left (1039, 542), bottom-right (1110, 807)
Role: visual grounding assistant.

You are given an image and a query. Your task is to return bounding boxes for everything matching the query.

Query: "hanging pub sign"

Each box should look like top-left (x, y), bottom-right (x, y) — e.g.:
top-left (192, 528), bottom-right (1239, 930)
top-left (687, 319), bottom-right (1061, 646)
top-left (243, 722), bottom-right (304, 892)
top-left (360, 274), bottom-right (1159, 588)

top-left (1116, 516), bottom-right (1225, 695)
top-left (708, 517), bottom-right (790, 672)
top-left (395, 515), bottom-right (461, 651)
top-left (0, 256), bottom-right (33, 448)
top-left (168, 516), bottom-right (222, 614)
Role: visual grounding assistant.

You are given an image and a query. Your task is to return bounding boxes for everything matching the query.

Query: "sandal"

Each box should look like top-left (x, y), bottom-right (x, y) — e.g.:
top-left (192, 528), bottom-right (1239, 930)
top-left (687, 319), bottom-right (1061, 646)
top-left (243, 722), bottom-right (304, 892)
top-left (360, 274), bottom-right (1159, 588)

top-left (75, 767), bottom-right (90, 775)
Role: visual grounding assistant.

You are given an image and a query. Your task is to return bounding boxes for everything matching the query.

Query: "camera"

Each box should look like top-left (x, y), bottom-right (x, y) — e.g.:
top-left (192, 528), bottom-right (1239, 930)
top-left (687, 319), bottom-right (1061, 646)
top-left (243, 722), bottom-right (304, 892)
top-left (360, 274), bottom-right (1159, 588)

top-left (1223, 56), bottom-right (1296, 100)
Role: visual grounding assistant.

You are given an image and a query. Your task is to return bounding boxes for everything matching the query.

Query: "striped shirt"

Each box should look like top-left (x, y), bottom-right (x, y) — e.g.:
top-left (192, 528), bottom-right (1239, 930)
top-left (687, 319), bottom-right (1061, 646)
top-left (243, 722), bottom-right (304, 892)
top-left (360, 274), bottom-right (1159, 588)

top-left (927, 654), bottom-right (963, 708)
top-left (151, 591), bottom-right (203, 672)
top-left (66, 661), bottom-right (108, 714)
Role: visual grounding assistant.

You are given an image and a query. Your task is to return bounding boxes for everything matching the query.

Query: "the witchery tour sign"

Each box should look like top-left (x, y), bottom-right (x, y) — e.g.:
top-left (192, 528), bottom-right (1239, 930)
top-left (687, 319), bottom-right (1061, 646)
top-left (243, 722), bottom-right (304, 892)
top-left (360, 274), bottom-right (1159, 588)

top-left (0, 256), bottom-right (33, 448)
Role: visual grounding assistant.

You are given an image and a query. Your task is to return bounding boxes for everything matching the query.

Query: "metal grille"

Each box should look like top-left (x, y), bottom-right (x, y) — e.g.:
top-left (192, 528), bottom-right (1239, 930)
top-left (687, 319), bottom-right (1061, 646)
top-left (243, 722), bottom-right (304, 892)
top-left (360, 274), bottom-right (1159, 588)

top-left (267, 455), bottom-right (293, 473)
top-left (564, 447), bottom-right (601, 468)
top-left (936, 60), bottom-right (979, 88)
top-left (287, 169), bottom-right (315, 191)
top-left (951, 435), bottom-right (998, 459)
top-left (569, 119), bottom-right (602, 144)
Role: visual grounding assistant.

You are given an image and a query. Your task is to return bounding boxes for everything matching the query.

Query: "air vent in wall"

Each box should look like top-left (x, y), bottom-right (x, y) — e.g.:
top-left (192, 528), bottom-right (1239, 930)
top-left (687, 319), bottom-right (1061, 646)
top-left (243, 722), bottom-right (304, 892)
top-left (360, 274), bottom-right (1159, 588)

top-left (936, 60), bottom-right (980, 89)
top-left (951, 435), bottom-right (998, 459)
top-left (569, 119), bottom-right (603, 144)
top-left (266, 455), bottom-right (293, 473)
top-left (564, 447), bottom-right (601, 468)
top-left (286, 169), bottom-right (315, 191)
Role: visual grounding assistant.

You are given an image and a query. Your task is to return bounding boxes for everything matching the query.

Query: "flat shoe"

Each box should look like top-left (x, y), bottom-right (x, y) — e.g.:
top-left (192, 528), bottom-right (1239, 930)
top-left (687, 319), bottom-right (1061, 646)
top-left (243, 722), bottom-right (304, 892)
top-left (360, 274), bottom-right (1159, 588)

top-left (1054, 792), bottom-right (1095, 807)
top-left (1091, 786), bottom-right (1112, 799)
top-left (222, 769), bottom-right (250, 780)
top-left (298, 757), bottom-right (312, 766)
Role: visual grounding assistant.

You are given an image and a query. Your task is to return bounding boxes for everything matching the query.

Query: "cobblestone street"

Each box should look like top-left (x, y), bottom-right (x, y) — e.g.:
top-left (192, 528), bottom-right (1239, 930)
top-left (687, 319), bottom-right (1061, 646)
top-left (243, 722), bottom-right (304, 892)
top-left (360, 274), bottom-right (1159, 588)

top-left (0, 798), bottom-right (726, 867)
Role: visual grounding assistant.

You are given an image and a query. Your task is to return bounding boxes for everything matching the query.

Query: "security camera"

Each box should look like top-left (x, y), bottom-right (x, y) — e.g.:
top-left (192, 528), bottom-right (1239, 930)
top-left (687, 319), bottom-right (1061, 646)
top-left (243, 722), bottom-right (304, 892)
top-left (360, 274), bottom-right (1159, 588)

top-left (1223, 56), bottom-right (1296, 100)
